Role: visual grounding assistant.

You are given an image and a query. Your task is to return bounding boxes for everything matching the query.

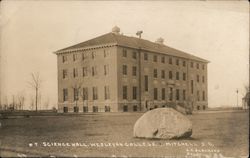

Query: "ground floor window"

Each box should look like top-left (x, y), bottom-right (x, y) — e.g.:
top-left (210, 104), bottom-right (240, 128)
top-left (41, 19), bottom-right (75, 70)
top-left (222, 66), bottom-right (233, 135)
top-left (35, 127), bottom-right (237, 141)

top-left (105, 106), bottom-right (110, 112)
top-left (93, 106), bottom-right (98, 112)
top-left (162, 105), bottom-right (165, 107)
top-left (133, 105), bottom-right (137, 111)
top-left (83, 106), bottom-right (88, 112)
top-left (203, 105), bottom-right (206, 110)
top-left (63, 107), bottom-right (68, 113)
top-left (154, 105), bottom-right (158, 109)
top-left (123, 105), bottom-right (128, 112)
top-left (74, 106), bottom-right (79, 113)
top-left (197, 106), bottom-right (200, 110)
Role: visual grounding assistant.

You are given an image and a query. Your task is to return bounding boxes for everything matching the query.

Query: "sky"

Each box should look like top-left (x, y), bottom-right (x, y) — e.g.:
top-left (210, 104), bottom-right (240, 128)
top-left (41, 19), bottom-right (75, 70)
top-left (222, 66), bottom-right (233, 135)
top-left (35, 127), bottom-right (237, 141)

top-left (0, 1), bottom-right (249, 109)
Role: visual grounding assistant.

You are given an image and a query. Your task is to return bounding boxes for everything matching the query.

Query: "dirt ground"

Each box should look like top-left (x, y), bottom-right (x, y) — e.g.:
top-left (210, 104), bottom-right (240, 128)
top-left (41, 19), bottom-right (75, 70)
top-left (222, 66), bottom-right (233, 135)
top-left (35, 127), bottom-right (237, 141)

top-left (0, 110), bottom-right (249, 157)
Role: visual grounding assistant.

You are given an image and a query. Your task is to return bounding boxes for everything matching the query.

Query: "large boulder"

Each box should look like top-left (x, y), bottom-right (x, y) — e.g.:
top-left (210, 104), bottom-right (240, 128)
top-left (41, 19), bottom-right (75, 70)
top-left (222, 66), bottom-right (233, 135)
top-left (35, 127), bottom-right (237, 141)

top-left (133, 108), bottom-right (192, 139)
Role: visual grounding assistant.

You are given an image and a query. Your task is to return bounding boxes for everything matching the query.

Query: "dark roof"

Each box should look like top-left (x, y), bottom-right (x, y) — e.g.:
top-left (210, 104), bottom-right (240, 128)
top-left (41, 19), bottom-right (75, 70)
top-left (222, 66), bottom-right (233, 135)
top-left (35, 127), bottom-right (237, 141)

top-left (57, 32), bottom-right (209, 63)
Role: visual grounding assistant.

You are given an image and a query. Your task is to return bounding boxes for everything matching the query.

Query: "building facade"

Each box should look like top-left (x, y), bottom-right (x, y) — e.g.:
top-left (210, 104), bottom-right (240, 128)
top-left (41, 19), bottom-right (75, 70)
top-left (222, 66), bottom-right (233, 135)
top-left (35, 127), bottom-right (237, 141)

top-left (54, 26), bottom-right (209, 113)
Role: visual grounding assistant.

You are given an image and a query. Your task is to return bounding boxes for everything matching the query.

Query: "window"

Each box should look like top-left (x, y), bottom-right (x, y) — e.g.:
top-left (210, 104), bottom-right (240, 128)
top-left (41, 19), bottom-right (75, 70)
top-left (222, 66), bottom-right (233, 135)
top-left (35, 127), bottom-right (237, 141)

top-left (169, 87), bottom-right (173, 101)
top-left (82, 67), bottom-right (87, 77)
top-left (82, 53), bottom-right (86, 61)
top-left (63, 69), bottom-right (67, 79)
top-left (63, 89), bottom-right (68, 101)
top-left (63, 107), bottom-right (68, 113)
top-left (176, 72), bottom-right (179, 80)
top-left (82, 87), bottom-right (88, 100)
top-left (73, 68), bottom-right (78, 78)
top-left (161, 70), bottom-right (165, 79)
top-left (197, 106), bottom-right (200, 110)
top-left (162, 88), bottom-right (165, 100)
top-left (202, 76), bottom-right (205, 83)
top-left (154, 69), bottom-right (158, 78)
top-left (176, 89), bottom-right (180, 101)
top-left (123, 86), bottom-right (127, 99)
top-left (93, 106), bottom-right (98, 112)
top-left (133, 105), bottom-right (137, 111)
top-left (104, 86), bottom-right (110, 100)
top-left (176, 59), bottom-right (179, 65)
top-left (92, 66), bottom-right (97, 76)
top-left (62, 55), bottom-right (67, 63)
top-left (191, 80), bottom-right (194, 94)
top-left (132, 51), bottom-right (137, 59)
top-left (122, 49), bottom-right (127, 57)
top-left (132, 66), bottom-right (137, 76)
top-left (73, 54), bottom-right (77, 61)
top-left (123, 105), bottom-right (128, 112)
top-left (105, 106), bottom-right (110, 112)
top-left (93, 87), bottom-right (98, 100)
top-left (197, 91), bottom-right (200, 101)
top-left (83, 106), bottom-right (88, 112)
top-left (104, 65), bottom-right (109, 75)
top-left (169, 71), bottom-right (173, 80)
top-left (202, 91), bottom-right (205, 101)
top-left (196, 63), bottom-right (199, 69)
top-left (74, 106), bottom-right (79, 113)
top-left (122, 65), bottom-right (127, 75)
top-left (73, 88), bottom-right (79, 101)
top-left (202, 64), bottom-right (205, 70)
top-left (92, 52), bottom-right (95, 59)
top-left (183, 73), bottom-right (186, 81)
top-left (104, 50), bottom-right (107, 57)
top-left (132, 86), bottom-right (137, 100)
top-left (183, 90), bottom-right (186, 101)
top-left (183, 61), bottom-right (186, 67)
top-left (144, 53), bottom-right (148, 60)
top-left (197, 75), bottom-right (200, 82)
top-left (153, 55), bottom-right (157, 62)
top-left (169, 57), bottom-right (172, 64)
top-left (144, 75), bottom-right (148, 91)
top-left (161, 56), bottom-right (165, 63)
top-left (154, 88), bottom-right (158, 100)
top-left (191, 62), bottom-right (194, 68)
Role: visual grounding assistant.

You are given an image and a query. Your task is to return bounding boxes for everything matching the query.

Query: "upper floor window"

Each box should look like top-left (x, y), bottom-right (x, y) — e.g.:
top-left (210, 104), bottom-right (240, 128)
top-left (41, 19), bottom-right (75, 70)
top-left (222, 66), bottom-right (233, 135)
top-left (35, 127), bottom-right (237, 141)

top-left (82, 67), bottom-right (88, 77)
top-left (104, 65), bottom-right (109, 76)
top-left (176, 89), bottom-right (180, 101)
top-left (162, 88), bottom-right (165, 100)
top-left (183, 73), bottom-right (186, 81)
top-left (183, 90), bottom-right (186, 101)
top-left (122, 65), bottom-right (127, 75)
top-left (104, 50), bottom-right (107, 57)
top-left (62, 55), bottom-right (67, 63)
top-left (183, 61), bottom-right (186, 67)
top-left (197, 91), bottom-right (200, 101)
top-left (153, 55), bottom-right (157, 62)
top-left (82, 53), bottom-right (86, 61)
top-left (132, 51), bottom-right (137, 59)
top-left (73, 54), bottom-right (77, 61)
top-left (144, 53), bottom-right (148, 60)
top-left (92, 52), bottom-right (95, 59)
top-left (132, 86), bottom-right (137, 100)
top-left (122, 49), bottom-right (127, 57)
top-left (202, 64), bottom-right (205, 70)
top-left (176, 72), bottom-right (179, 80)
top-left (92, 66), bottom-right (97, 76)
top-left (82, 87), bottom-right (88, 100)
top-left (169, 87), bottom-right (173, 101)
top-left (63, 69), bottom-right (67, 79)
top-left (161, 56), bottom-right (165, 63)
top-left (123, 86), bottom-right (128, 99)
top-left (73, 68), bottom-right (78, 78)
top-left (196, 63), bottom-right (199, 69)
top-left (144, 75), bottom-right (148, 92)
top-left (202, 91), bottom-right (206, 101)
top-left (191, 62), bottom-right (194, 68)
top-left (73, 88), bottom-right (79, 101)
top-left (197, 75), bottom-right (200, 82)
top-left (93, 87), bottom-right (98, 100)
top-left (169, 57), bottom-right (172, 64)
top-left (202, 76), bottom-right (205, 83)
top-left (161, 70), bottom-right (165, 79)
top-left (154, 88), bottom-right (158, 100)
top-left (154, 69), bottom-right (158, 78)
top-left (169, 71), bottom-right (173, 80)
top-left (104, 86), bottom-right (110, 100)
top-left (132, 66), bottom-right (137, 76)
top-left (63, 88), bottom-right (68, 101)
top-left (176, 59), bottom-right (179, 66)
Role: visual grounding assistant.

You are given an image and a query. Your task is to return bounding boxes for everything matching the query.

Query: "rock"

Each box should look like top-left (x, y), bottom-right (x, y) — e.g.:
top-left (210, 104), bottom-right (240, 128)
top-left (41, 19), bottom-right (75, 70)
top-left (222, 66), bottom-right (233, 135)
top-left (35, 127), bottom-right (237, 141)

top-left (133, 108), bottom-right (192, 139)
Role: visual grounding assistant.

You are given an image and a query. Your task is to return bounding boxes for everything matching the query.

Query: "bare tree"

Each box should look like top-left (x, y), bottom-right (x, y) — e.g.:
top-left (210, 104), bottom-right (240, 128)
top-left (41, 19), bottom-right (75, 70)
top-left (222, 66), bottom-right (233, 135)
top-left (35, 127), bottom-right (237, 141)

top-left (17, 94), bottom-right (25, 110)
top-left (44, 97), bottom-right (50, 110)
top-left (27, 72), bottom-right (42, 112)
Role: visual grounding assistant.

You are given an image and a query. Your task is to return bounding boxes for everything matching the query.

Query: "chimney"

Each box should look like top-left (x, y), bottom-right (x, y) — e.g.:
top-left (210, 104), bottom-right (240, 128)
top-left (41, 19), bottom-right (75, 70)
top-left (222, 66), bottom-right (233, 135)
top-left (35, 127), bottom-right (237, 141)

top-left (136, 31), bottom-right (143, 38)
top-left (111, 26), bottom-right (120, 34)
top-left (155, 37), bottom-right (164, 45)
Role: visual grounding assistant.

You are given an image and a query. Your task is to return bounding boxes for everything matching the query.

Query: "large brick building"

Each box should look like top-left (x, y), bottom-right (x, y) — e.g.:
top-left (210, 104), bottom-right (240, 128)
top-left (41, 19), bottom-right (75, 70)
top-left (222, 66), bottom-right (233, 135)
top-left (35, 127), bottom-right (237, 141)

top-left (54, 26), bottom-right (209, 113)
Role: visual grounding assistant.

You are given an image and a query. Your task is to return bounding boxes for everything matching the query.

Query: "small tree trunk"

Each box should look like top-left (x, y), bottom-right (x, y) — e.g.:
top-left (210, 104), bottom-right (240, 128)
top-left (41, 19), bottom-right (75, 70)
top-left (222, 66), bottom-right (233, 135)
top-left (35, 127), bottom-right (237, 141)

top-left (35, 88), bottom-right (38, 112)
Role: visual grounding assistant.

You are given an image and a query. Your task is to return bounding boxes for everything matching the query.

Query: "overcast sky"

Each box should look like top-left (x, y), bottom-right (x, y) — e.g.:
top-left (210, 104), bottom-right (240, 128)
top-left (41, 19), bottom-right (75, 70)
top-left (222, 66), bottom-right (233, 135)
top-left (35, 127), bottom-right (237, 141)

top-left (0, 1), bottom-right (249, 109)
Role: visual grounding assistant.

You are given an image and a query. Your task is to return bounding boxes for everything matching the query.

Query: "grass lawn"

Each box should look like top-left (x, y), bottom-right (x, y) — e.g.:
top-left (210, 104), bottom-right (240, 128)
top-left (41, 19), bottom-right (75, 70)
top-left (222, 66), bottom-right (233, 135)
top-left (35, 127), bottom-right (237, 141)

top-left (0, 110), bottom-right (249, 157)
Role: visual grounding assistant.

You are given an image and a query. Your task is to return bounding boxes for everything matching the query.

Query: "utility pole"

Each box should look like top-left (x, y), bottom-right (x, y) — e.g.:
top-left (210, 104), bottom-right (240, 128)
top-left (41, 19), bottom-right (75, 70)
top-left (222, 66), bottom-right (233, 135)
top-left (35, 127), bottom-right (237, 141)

top-left (236, 89), bottom-right (239, 110)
